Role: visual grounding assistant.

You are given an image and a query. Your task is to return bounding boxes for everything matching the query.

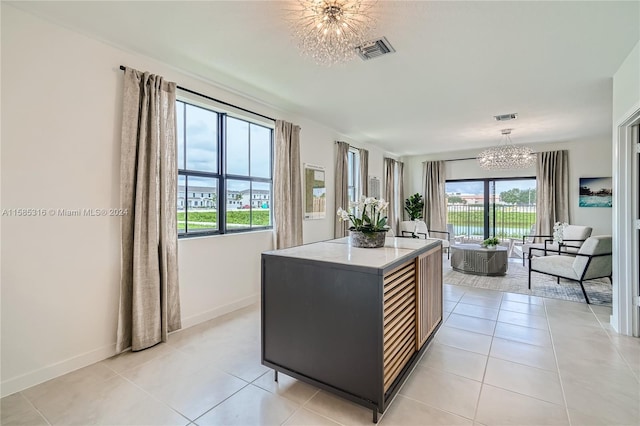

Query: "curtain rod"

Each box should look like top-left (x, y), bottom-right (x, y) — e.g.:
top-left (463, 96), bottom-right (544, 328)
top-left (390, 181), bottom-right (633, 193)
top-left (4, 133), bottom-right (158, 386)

top-left (444, 157), bottom-right (476, 162)
top-left (119, 65), bottom-right (276, 122)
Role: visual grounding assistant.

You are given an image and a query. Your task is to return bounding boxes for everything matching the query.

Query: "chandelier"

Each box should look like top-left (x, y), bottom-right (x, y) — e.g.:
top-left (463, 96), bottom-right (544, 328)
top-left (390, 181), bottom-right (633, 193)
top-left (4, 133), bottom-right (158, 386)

top-left (289, 0), bottom-right (377, 66)
top-left (477, 129), bottom-right (536, 170)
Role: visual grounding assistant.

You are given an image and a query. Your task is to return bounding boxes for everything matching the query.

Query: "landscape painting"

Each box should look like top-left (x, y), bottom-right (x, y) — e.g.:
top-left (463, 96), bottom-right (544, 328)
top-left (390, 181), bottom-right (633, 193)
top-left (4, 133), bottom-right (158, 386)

top-left (579, 177), bottom-right (612, 208)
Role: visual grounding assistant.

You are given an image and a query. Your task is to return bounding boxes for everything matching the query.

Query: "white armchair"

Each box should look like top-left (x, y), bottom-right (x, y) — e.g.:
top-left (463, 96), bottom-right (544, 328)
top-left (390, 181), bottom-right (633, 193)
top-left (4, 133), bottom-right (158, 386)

top-left (522, 225), bottom-right (593, 265)
top-left (528, 235), bottom-right (612, 304)
top-left (407, 220), bottom-right (451, 259)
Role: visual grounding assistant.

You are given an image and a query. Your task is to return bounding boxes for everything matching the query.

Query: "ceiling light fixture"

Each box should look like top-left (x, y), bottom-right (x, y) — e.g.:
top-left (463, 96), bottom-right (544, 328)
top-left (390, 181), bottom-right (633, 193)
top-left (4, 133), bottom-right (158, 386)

top-left (477, 129), bottom-right (536, 170)
top-left (289, 0), bottom-right (377, 66)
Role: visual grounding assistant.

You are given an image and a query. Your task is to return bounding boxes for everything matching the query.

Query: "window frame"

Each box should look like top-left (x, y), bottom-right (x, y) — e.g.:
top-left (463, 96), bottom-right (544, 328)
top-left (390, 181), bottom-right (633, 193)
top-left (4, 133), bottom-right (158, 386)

top-left (347, 147), bottom-right (360, 208)
top-left (176, 97), bottom-right (274, 238)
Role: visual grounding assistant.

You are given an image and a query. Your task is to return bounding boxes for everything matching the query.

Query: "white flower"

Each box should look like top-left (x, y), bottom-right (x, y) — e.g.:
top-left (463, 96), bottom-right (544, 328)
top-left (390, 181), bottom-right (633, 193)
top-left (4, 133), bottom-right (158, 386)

top-left (336, 208), bottom-right (350, 221)
top-left (376, 199), bottom-right (389, 211)
top-left (553, 222), bottom-right (568, 243)
top-left (337, 197), bottom-right (389, 232)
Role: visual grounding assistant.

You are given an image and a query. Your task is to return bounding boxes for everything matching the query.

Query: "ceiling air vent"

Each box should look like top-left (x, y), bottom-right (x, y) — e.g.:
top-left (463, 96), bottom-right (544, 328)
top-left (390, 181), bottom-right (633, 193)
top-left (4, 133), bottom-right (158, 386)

top-left (494, 113), bottom-right (518, 121)
top-left (356, 37), bottom-right (396, 61)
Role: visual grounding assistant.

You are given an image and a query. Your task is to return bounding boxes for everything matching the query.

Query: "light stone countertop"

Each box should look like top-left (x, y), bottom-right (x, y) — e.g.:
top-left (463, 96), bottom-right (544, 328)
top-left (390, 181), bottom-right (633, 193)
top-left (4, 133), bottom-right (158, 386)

top-left (263, 237), bottom-right (441, 270)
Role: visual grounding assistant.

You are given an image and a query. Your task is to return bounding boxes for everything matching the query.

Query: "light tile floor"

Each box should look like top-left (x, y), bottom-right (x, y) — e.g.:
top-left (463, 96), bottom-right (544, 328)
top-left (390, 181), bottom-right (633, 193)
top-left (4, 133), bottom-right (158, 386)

top-left (2, 284), bottom-right (639, 426)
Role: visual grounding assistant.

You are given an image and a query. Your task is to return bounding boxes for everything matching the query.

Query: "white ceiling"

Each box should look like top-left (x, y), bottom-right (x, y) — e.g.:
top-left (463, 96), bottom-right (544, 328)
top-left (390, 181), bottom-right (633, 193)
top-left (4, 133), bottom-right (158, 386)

top-left (10, 1), bottom-right (640, 156)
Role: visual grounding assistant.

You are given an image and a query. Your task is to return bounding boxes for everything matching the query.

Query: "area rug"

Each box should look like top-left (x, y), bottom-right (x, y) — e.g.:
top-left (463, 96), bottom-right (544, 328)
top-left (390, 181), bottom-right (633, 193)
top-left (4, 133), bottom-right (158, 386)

top-left (443, 259), bottom-right (612, 306)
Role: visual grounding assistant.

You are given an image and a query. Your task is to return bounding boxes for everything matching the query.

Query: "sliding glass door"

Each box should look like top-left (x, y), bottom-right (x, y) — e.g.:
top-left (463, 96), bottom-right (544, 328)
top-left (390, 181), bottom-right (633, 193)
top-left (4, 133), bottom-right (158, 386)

top-left (446, 178), bottom-right (536, 242)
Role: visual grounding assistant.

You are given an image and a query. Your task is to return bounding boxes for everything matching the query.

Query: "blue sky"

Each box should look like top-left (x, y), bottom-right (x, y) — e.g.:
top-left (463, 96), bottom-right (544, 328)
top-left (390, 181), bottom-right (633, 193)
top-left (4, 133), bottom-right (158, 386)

top-left (446, 179), bottom-right (536, 195)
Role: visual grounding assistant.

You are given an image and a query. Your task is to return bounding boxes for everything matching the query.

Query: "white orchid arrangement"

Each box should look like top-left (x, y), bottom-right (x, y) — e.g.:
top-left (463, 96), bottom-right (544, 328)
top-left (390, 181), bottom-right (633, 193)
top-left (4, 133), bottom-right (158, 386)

top-left (553, 221), bottom-right (568, 243)
top-left (337, 196), bottom-right (389, 233)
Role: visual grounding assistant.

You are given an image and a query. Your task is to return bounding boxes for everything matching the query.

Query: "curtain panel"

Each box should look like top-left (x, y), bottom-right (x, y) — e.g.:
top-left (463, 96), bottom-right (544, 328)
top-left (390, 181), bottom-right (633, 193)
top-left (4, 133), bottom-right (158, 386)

top-left (274, 120), bottom-right (303, 249)
top-left (383, 158), bottom-right (402, 234)
top-left (422, 161), bottom-right (447, 232)
top-left (359, 148), bottom-right (369, 197)
top-left (117, 67), bottom-right (181, 353)
top-left (334, 141), bottom-right (350, 238)
top-left (397, 161), bottom-right (405, 222)
top-left (536, 150), bottom-right (569, 238)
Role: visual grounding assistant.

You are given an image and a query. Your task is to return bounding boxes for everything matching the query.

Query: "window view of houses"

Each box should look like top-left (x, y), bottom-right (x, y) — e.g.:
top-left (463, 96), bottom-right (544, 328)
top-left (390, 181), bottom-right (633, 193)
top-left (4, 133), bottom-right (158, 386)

top-left (177, 184), bottom-right (271, 232)
top-left (446, 179), bottom-right (536, 241)
top-left (176, 100), bottom-right (273, 235)
top-left (177, 186), bottom-right (270, 210)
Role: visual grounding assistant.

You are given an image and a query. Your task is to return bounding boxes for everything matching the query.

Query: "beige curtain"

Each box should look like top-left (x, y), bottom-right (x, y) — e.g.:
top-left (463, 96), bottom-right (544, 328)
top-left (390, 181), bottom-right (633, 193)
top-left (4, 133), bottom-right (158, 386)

top-left (117, 67), bottom-right (181, 353)
top-left (359, 148), bottom-right (369, 197)
top-left (422, 161), bottom-right (447, 232)
top-left (384, 158), bottom-right (399, 234)
top-left (274, 120), bottom-right (303, 249)
top-left (536, 150), bottom-right (569, 238)
top-left (397, 161), bottom-right (405, 221)
top-left (334, 141), bottom-right (350, 238)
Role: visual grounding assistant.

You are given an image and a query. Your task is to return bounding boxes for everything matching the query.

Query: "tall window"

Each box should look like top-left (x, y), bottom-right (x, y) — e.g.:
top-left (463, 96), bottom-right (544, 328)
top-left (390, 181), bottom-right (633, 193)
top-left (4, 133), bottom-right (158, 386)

top-left (347, 148), bottom-right (360, 206)
top-left (445, 178), bottom-right (536, 241)
top-left (176, 100), bottom-right (273, 237)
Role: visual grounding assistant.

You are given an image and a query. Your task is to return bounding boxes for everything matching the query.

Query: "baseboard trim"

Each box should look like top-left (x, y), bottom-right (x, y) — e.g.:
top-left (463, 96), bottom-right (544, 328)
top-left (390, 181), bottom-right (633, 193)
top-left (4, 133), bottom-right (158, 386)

top-left (1, 343), bottom-right (117, 398)
top-left (180, 293), bottom-right (260, 330)
top-left (1, 294), bottom-right (260, 398)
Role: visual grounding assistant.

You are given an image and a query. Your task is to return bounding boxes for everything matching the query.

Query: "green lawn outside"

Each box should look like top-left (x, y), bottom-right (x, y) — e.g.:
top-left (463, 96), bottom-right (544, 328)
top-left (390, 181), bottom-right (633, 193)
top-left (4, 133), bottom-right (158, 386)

top-left (448, 210), bottom-right (536, 227)
top-left (177, 210), bottom-right (270, 231)
top-left (447, 206), bottom-right (536, 238)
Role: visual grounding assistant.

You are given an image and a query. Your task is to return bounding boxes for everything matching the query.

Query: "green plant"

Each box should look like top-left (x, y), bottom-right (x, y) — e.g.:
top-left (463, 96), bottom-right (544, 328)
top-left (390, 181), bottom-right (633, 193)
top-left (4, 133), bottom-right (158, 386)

top-left (404, 193), bottom-right (424, 221)
top-left (482, 237), bottom-right (500, 247)
top-left (337, 197), bottom-right (388, 233)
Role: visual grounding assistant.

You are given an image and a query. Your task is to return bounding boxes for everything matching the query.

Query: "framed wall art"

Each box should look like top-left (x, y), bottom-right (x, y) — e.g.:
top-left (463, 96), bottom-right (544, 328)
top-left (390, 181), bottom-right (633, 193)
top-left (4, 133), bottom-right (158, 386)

top-left (304, 164), bottom-right (326, 219)
top-left (579, 177), bottom-right (612, 207)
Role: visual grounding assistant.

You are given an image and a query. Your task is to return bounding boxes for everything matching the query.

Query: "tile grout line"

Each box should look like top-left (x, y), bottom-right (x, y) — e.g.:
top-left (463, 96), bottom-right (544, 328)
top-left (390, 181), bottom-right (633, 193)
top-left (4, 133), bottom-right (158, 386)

top-left (17, 391), bottom-right (53, 426)
top-left (299, 390), bottom-right (351, 426)
top-left (191, 382), bottom-right (251, 424)
top-left (471, 292), bottom-right (503, 423)
top-left (543, 298), bottom-right (573, 425)
top-left (113, 365), bottom-right (193, 424)
top-left (593, 305), bottom-right (640, 385)
top-left (395, 393), bottom-right (476, 423)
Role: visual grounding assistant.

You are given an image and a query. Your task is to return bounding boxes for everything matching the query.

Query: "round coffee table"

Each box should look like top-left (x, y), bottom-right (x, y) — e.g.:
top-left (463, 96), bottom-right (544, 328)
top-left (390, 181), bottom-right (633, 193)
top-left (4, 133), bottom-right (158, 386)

top-left (450, 244), bottom-right (508, 276)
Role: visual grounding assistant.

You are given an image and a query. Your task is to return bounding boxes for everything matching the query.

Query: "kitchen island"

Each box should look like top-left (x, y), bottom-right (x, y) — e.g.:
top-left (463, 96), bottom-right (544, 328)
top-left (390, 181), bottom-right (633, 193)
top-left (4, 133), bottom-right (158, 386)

top-left (261, 237), bottom-right (443, 422)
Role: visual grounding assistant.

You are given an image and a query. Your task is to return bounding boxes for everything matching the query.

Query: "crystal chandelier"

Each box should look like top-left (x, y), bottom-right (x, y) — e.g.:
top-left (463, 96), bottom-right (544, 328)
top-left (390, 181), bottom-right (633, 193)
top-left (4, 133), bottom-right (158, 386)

top-left (289, 0), bottom-right (377, 66)
top-left (477, 129), bottom-right (536, 170)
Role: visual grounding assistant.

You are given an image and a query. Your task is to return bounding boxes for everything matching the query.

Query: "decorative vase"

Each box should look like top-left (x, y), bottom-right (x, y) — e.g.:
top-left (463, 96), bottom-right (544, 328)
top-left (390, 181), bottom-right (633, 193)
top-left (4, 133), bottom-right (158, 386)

top-left (486, 245), bottom-right (496, 250)
top-left (350, 230), bottom-right (387, 248)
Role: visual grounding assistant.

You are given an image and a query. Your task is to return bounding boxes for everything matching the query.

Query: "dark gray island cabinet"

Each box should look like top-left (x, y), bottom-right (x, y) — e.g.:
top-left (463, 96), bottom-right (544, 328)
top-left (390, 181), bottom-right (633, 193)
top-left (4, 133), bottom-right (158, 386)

top-left (261, 237), bottom-right (443, 422)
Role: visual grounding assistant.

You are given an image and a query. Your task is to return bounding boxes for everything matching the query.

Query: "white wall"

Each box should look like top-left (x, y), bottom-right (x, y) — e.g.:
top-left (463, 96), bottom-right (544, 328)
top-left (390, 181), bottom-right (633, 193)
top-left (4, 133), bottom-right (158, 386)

top-left (298, 132), bottom-right (388, 244)
top-left (613, 41), bottom-right (640, 122)
top-left (403, 137), bottom-right (613, 235)
top-left (611, 41), bottom-right (640, 335)
top-left (0, 5), bottom-right (395, 396)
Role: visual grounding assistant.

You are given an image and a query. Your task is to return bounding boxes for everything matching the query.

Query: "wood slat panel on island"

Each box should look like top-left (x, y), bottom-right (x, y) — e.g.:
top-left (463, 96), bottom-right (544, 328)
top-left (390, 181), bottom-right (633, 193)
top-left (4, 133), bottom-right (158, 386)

top-left (382, 260), bottom-right (416, 391)
top-left (417, 245), bottom-right (443, 349)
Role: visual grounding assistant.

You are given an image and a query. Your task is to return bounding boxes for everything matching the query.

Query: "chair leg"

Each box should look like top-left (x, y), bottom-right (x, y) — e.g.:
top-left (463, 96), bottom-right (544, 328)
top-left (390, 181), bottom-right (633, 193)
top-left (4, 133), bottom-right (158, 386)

top-left (557, 276), bottom-right (560, 284)
top-left (528, 264), bottom-right (532, 289)
top-left (578, 280), bottom-right (591, 304)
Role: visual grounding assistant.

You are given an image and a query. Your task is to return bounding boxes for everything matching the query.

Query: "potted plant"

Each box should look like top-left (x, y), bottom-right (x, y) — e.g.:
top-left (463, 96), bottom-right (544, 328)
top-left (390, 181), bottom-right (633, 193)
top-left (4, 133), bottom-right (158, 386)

top-left (482, 237), bottom-right (500, 250)
top-left (404, 193), bottom-right (424, 221)
top-left (400, 193), bottom-right (424, 236)
top-left (337, 197), bottom-right (389, 248)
